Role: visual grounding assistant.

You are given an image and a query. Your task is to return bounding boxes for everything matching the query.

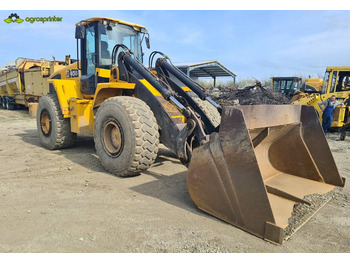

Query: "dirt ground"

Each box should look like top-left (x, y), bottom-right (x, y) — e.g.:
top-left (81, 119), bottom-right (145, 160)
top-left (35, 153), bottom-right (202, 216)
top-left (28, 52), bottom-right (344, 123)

top-left (0, 108), bottom-right (349, 253)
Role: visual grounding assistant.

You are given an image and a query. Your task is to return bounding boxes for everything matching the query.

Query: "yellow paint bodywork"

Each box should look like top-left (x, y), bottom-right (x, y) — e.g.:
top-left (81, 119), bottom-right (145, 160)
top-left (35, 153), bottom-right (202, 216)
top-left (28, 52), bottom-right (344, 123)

top-left (68, 98), bottom-right (94, 135)
top-left (48, 76), bottom-right (136, 135)
top-left (305, 78), bottom-right (323, 92)
top-left (93, 81), bottom-right (135, 108)
top-left (48, 79), bottom-right (82, 116)
top-left (96, 68), bottom-right (111, 78)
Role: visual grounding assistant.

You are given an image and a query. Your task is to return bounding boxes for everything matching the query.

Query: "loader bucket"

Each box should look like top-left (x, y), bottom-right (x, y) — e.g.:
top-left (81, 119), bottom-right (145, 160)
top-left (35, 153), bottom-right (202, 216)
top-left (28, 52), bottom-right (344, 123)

top-left (187, 105), bottom-right (345, 244)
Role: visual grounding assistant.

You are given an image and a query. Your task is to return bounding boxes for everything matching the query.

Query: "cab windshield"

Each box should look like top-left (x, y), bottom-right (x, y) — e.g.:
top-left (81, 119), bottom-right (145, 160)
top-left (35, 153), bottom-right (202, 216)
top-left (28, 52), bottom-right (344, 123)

top-left (98, 23), bottom-right (143, 66)
top-left (273, 78), bottom-right (300, 96)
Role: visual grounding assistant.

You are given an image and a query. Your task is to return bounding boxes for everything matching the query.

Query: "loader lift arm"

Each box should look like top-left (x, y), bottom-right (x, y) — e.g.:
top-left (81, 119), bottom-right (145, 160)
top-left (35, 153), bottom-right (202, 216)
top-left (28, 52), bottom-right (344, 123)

top-left (115, 46), bottom-right (215, 165)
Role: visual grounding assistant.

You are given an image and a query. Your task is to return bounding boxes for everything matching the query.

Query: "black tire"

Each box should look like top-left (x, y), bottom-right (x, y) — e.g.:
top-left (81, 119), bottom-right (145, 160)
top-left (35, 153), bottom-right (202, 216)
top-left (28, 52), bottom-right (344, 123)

top-left (4, 97), bottom-right (15, 110)
top-left (6, 100), bottom-right (15, 110)
top-left (0, 97), bottom-right (3, 108)
top-left (94, 96), bottom-right (159, 177)
top-left (36, 94), bottom-right (76, 150)
top-left (1, 97), bottom-right (6, 108)
top-left (8, 103), bottom-right (15, 110)
top-left (340, 131), bottom-right (346, 141)
top-left (193, 97), bottom-right (221, 127)
top-left (4, 97), bottom-right (8, 109)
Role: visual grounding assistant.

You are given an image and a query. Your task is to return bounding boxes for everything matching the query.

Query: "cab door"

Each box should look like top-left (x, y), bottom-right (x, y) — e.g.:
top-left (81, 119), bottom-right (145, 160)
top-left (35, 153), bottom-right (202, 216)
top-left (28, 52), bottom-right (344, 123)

top-left (81, 23), bottom-right (98, 94)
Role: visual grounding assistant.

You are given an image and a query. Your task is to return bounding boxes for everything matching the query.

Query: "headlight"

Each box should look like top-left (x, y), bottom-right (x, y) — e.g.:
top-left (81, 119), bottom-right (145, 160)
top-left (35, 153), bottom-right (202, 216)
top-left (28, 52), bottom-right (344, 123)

top-left (140, 28), bottom-right (148, 34)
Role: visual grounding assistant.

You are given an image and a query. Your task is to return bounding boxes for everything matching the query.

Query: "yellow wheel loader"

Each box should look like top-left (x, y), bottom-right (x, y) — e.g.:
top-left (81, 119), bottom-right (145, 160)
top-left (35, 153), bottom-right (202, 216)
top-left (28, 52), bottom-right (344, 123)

top-left (36, 17), bottom-right (345, 244)
top-left (292, 67), bottom-right (350, 129)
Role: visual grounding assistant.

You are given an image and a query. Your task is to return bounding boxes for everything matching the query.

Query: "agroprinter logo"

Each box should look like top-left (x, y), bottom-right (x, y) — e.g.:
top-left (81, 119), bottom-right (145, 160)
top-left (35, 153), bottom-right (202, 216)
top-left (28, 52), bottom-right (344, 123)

top-left (4, 13), bottom-right (23, 23)
top-left (4, 13), bottom-right (62, 24)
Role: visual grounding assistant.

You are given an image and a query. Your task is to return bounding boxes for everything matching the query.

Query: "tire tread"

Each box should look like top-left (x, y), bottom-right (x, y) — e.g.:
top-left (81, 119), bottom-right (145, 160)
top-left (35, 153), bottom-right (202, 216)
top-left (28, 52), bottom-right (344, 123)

top-left (95, 96), bottom-right (159, 177)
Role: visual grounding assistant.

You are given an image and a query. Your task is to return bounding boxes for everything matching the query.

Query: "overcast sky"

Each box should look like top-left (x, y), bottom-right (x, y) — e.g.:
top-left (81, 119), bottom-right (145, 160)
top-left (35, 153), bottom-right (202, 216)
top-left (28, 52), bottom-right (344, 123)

top-left (0, 10), bottom-right (349, 81)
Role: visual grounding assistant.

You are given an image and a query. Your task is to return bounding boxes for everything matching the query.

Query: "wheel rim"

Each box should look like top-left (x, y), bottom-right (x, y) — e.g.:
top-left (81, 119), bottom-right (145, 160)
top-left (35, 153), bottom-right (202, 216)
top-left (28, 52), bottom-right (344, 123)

top-left (40, 110), bottom-right (52, 136)
top-left (102, 118), bottom-right (124, 157)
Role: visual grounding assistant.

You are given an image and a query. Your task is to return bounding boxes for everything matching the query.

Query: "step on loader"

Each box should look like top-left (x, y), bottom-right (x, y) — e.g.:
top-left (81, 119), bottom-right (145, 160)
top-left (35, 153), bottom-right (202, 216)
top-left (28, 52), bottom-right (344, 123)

top-left (36, 17), bottom-right (345, 244)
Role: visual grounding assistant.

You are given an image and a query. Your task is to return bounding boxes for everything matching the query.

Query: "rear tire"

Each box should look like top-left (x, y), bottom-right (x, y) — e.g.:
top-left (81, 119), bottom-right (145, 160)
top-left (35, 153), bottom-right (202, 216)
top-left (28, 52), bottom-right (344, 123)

top-left (6, 98), bottom-right (15, 110)
top-left (1, 97), bottom-right (6, 108)
top-left (94, 96), bottom-right (159, 177)
top-left (36, 94), bottom-right (76, 150)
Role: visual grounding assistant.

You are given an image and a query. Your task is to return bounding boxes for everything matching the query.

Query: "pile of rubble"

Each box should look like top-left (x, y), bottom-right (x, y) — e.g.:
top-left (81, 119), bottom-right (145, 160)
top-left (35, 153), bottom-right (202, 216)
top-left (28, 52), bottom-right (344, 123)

top-left (208, 86), bottom-right (290, 106)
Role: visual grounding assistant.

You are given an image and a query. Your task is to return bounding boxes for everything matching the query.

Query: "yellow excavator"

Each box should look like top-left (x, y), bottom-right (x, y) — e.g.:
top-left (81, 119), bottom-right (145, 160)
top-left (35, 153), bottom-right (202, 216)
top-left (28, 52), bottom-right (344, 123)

top-left (36, 17), bottom-right (345, 244)
top-left (292, 67), bottom-right (350, 128)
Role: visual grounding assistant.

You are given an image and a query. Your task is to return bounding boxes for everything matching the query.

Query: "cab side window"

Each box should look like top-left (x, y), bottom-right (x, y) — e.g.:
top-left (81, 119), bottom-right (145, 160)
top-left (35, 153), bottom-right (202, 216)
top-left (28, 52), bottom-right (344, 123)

top-left (336, 71), bottom-right (350, 92)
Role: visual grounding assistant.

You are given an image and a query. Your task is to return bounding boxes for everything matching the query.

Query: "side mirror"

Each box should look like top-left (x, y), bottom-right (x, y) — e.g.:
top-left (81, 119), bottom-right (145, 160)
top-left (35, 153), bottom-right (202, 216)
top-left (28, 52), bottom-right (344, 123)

top-left (145, 35), bottom-right (150, 49)
top-left (75, 25), bottom-right (85, 39)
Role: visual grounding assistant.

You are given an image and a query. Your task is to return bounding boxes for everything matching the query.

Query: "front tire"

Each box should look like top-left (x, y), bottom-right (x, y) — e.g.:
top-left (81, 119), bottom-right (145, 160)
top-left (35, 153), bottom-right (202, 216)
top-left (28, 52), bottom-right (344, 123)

top-left (193, 97), bottom-right (221, 127)
top-left (36, 94), bottom-right (76, 150)
top-left (94, 96), bottom-right (159, 177)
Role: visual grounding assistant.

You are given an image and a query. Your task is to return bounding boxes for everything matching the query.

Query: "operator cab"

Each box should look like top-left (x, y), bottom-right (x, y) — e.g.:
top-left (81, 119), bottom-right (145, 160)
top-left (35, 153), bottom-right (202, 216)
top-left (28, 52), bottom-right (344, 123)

top-left (321, 68), bottom-right (350, 95)
top-left (271, 77), bottom-right (302, 98)
top-left (75, 17), bottom-right (149, 94)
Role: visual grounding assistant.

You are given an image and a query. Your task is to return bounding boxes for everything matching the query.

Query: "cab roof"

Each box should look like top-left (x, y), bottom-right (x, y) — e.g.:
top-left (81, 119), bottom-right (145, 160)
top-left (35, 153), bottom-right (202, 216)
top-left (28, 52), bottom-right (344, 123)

top-left (76, 17), bottom-right (146, 32)
top-left (326, 66), bottom-right (350, 71)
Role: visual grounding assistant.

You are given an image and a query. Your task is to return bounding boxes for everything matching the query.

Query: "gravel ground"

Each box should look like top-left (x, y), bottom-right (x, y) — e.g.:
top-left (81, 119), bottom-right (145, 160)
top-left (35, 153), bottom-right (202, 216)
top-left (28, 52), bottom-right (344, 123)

top-left (0, 109), bottom-right (349, 253)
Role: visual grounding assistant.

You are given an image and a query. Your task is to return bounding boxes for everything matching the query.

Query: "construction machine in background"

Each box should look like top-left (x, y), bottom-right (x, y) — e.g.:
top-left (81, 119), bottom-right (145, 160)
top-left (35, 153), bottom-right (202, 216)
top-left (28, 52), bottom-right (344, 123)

top-left (292, 67), bottom-right (350, 129)
top-left (290, 78), bottom-right (324, 102)
top-left (0, 57), bottom-right (69, 112)
top-left (35, 17), bottom-right (345, 244)
top-left (270, 76), bottom-right (324, 101)
top-left (271, 76), bottom-right (302, 99)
